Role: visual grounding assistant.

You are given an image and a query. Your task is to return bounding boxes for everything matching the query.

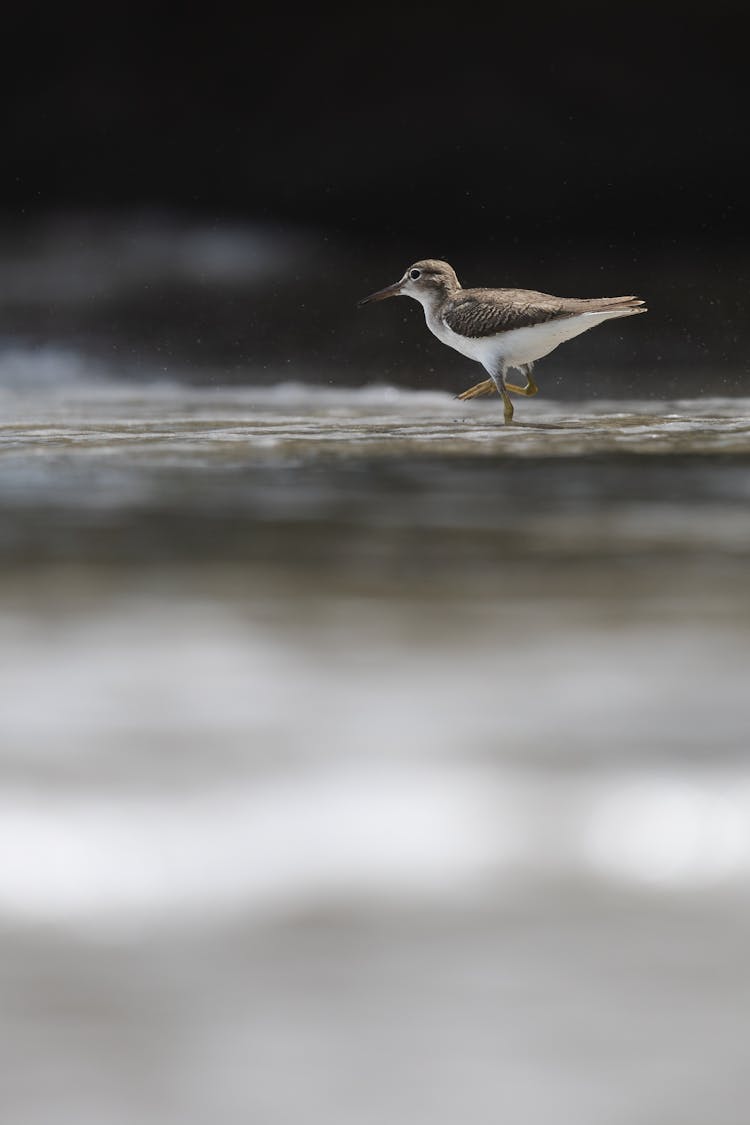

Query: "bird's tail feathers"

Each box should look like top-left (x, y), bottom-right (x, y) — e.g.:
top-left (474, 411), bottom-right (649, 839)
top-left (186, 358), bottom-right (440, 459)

top-left (580, 295), bottom-right (648, 316)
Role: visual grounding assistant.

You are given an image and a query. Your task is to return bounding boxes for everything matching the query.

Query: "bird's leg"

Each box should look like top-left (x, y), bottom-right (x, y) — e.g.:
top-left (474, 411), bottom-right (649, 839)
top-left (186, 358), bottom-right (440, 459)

top-left (489, 367), bottom-right (514, 424)
top-left (504, 364), bottom-right (539, 397)
top-left (500, 384), bottom-right (514, 423)
top-left (458, 366), bottom-right (513, 422)
top-left (458, 365), bottom-right (533, 421)
top-left (456, 378), bottom-right (496, 401)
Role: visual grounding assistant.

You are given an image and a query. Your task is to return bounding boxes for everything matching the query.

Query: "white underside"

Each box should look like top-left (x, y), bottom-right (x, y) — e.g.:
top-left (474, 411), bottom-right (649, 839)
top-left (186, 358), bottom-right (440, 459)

top-left (426, 308), bottom-right (636, 376)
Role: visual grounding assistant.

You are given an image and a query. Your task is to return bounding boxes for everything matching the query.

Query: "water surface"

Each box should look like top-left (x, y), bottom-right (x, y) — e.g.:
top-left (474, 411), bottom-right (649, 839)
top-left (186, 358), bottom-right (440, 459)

top-left (2, 381), bottom-right (750, 1125)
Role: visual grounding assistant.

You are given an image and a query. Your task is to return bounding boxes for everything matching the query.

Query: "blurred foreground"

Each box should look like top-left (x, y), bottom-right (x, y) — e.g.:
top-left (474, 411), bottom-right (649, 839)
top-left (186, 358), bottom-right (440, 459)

top-left (1, 379), bottom-right (750, 1123)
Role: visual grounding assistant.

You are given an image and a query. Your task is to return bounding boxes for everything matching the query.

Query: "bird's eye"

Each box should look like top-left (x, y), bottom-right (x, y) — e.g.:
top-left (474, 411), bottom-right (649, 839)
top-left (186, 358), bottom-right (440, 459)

top-left (409, 268), bottom-right (421, 280)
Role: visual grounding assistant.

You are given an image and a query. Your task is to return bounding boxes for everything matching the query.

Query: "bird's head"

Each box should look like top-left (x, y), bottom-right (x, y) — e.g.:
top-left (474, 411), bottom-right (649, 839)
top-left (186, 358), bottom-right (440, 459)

top-left (357, 260), bottom-right (460, 308)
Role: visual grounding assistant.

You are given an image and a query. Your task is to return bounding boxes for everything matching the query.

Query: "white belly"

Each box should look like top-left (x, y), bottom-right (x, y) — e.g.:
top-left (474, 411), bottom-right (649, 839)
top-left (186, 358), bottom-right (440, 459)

top-left (426, 309), bottom-right (629, 375)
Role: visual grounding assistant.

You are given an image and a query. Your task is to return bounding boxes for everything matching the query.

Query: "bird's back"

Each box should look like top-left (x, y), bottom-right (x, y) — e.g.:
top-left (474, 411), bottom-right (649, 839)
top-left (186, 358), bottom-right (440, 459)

top-left (442, 287), bottom-right (646, 338)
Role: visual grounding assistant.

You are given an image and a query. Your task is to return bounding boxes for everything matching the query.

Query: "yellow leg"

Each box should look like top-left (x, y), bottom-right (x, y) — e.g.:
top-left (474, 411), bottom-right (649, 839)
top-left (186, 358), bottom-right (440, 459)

top-left (504, 369), bottom-right (539, 397)
top-left (457, 376), bottom-right (513, 421)
top-left (501, 385), bottom-right (514, 424)
top-left (458, 368), bottom-right (538, 401)
top-left (456, 378), bottom-right (496, 401)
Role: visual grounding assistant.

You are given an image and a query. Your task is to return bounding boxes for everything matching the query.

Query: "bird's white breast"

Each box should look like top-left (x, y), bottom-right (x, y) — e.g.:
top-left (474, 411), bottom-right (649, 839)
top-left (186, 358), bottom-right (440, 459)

top-left (426, 312), bottom-right (489, 362)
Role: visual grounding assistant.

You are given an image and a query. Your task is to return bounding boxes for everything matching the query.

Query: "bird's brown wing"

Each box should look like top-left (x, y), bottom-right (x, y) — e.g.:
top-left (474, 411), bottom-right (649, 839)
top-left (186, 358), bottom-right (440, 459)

top-left (442, 288), bottom-right (580, 338)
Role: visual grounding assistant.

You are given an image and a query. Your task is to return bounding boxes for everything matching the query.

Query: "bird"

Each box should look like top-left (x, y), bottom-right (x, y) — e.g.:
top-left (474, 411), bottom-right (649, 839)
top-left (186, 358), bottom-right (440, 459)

top-left (358, 259), bottom-right (647, 423)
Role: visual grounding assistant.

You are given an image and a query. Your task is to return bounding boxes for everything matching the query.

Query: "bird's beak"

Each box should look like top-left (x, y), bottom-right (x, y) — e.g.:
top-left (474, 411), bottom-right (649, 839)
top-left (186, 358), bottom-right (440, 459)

top-left (357, 280), bottom-right (403, 308)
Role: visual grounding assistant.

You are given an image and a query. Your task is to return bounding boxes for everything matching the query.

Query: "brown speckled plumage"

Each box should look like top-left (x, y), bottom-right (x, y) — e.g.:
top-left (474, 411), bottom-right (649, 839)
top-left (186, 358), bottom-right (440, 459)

top-left (443, 289), bottom-right (646, 337)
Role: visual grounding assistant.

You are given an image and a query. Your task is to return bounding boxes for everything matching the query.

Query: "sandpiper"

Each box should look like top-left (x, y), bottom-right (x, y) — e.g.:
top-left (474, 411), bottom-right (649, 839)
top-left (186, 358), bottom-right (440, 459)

top-left (358, 260), bottom-right (647, 423)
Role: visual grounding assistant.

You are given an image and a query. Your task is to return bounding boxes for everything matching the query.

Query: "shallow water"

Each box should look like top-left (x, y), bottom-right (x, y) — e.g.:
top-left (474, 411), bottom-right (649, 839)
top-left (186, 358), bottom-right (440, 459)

top-left (2, 380), bottom-right (750, 1124)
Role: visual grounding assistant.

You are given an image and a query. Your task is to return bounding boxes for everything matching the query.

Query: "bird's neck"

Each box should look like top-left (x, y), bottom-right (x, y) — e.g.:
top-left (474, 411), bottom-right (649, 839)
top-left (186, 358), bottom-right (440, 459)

top-left (412, 284), bottom-right (459, 319)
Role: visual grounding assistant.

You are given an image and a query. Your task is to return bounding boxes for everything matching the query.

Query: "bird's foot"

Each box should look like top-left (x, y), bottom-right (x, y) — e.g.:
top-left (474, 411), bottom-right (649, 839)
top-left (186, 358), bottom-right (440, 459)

top-left (456, 378), bottom-right (496, 401)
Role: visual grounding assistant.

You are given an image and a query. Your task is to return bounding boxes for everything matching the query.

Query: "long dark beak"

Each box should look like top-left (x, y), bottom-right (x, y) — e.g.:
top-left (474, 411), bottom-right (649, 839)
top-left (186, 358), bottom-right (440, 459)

top-left (357, 281), bottom-right (403, 308)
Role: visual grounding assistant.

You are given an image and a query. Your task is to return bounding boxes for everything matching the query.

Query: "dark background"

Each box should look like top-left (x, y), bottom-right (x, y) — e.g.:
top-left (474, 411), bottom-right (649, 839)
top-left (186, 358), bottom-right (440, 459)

top-left (2, 3), bottom-right (748, 392)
